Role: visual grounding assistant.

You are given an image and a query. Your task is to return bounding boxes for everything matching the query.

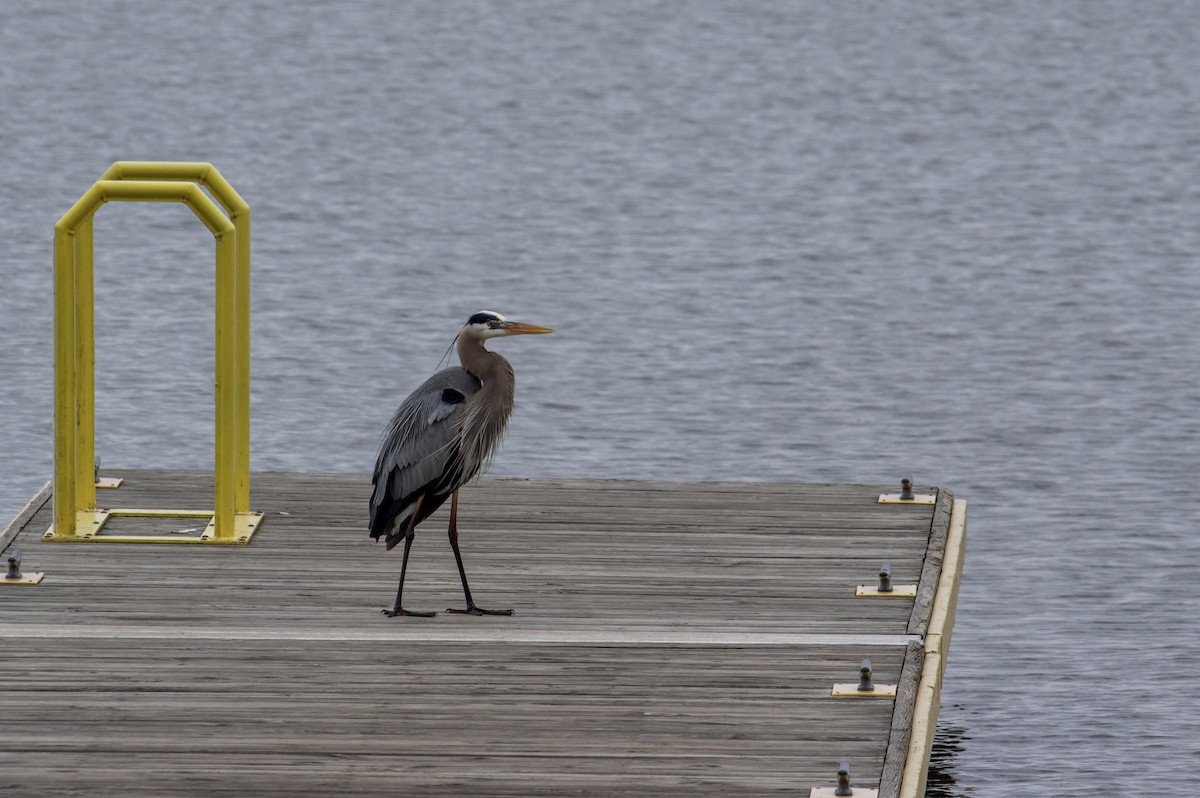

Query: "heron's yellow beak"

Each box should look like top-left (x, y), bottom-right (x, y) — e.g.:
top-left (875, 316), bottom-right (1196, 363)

top-left (500, 321), bottom-right (554, 335)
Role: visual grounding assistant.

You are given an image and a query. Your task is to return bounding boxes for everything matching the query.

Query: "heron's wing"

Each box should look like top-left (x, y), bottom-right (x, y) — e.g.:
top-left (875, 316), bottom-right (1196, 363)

top-left (369, 367), bottom-right (481, 542)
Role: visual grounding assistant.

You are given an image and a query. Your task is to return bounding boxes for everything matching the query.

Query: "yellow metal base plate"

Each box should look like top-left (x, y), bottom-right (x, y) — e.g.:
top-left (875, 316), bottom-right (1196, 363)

top-left (856, 584), bottom-right (918, 597)
top-left (810, 788), bottom-right (878, 798)
top-left (831, 683), bottom-right (897, 698)
top-left (96, 477), bottom-right (124, 488)
top-left (2, 572), bottom-right (45, 585)
top-left (44, 509), bottom-right (265, 545)
top-left (877, 492), bottom-right (936, 505)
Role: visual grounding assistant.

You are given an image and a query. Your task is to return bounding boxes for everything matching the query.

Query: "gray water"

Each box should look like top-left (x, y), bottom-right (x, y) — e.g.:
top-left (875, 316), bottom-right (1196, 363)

top-left (3, 1), bottom-right (1199, 793)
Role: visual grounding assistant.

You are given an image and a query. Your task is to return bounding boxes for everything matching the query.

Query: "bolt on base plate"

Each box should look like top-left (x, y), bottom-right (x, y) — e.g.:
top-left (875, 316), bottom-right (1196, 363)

top-left (855, 584), bottom-right (918, 597)
top-left (877, 492), bottom-right (936, 505)
top-left (2, 572), bottom-right (45, 585)
top-left (831, 682), bottom-right (897, 697)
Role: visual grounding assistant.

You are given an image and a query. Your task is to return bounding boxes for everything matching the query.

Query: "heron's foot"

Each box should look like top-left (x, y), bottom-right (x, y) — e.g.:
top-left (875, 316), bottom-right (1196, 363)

top-left (382, 607), bottom-right (438, 618)
top-left (446, 605), bottom-right (514, 616)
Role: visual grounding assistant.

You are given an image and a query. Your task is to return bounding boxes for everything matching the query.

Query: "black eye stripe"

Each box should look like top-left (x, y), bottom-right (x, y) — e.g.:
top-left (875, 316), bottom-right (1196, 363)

top-left (467, 312), bottom-right (502, 326)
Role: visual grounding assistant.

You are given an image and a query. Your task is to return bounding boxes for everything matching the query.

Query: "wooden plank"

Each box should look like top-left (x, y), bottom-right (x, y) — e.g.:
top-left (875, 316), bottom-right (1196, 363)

top-left (0, 638), bottom-right (904, 796)
top-left (877, 640), bottom-right (925, 798)
top-left (908, 488), bottom-right (955, 636)
top-left (0, 470), bottom-right (958, 798)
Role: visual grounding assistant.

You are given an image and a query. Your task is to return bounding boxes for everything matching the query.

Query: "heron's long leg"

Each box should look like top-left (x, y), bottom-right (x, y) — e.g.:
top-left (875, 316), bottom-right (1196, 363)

top-left (446, 489), bottom-right (514, 616)
top-left (383, 499), bottom-right (436, 618)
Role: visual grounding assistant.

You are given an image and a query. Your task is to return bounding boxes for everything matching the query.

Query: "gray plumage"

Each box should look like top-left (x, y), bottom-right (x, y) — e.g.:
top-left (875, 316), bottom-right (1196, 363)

top-left (369, 310), bottom-right (553, 617)
top-left (369, 366), bottom-right (485, 546)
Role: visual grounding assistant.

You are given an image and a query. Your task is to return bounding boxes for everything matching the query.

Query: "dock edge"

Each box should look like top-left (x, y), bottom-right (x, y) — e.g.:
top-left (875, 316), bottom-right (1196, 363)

top-left (1, 480), bottom-right (52, 554)
top-left (898, 497), bottom-right (967, 798)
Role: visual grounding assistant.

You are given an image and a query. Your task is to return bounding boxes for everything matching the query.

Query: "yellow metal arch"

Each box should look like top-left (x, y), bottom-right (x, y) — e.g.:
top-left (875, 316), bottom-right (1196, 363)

top-left (46, 165), bottom-right (262, 544)
top-left (98, 162), bottom-right (252, 515)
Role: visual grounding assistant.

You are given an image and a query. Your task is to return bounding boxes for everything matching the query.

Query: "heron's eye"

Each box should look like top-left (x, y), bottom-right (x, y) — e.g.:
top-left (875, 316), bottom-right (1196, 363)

top-left (487, 320), bottom-right (500, 328)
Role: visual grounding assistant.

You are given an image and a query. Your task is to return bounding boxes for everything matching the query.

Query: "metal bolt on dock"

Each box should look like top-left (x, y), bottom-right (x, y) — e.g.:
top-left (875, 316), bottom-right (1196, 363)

top-left (855, 559), bottom-right (917, 598)
top-left (877, 561), bottom-right (892, 592)
top-left (6, 550), bottom-right (22, 580)
top-left (2, 549), bottom-right (45, 585)
top-left (878, 476), bottom-right (936, 505)
top-left (808, 760), bottom-right (879, 797)
top-left (835, 761), bottom-right (854, 796)
top-left (857, 659), bottom-right (874, 692)
top-left (831, 658), bottom-right (896, 698)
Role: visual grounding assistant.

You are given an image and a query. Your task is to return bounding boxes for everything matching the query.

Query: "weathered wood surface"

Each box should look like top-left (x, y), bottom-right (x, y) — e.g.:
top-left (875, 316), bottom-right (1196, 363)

top-left (0, 470), bottom-right (949, 797)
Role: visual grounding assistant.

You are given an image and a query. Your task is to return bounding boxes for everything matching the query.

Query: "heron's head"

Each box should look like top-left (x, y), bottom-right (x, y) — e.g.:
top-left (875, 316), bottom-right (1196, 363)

top-left (462, 310), bottom-right (554, 340)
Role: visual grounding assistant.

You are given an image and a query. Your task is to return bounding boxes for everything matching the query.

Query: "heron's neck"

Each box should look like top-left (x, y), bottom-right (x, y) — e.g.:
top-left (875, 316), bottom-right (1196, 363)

top-left (457, 335), bottom-right (515, 417)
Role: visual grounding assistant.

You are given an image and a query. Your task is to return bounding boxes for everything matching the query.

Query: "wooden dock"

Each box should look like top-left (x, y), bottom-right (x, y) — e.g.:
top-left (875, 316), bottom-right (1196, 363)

top-left (0, 470), bottom-right (965, 797)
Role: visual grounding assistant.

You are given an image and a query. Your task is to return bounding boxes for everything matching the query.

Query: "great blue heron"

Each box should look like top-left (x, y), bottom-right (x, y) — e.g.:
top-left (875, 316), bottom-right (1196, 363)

top-left (369, 310), bottom-right (554, 617)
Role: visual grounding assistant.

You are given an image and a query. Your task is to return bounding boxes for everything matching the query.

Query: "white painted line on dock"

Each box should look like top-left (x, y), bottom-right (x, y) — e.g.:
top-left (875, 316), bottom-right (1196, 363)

top-left (0, 622), bottom-right (920, 647)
